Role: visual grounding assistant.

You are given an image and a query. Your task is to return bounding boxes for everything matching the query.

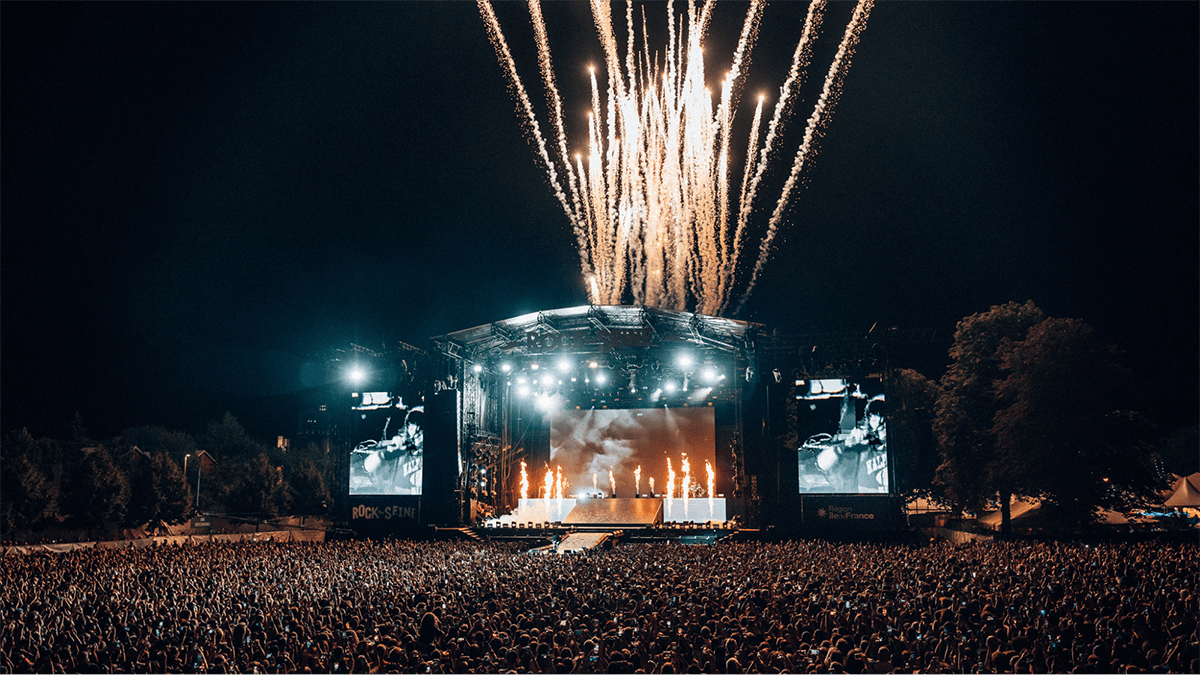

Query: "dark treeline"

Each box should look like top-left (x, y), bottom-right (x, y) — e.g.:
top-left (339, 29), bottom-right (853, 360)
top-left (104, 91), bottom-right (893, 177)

top-left (801, 301), bottom-right (1196, 532)
top-left (1, 412), bottom-right (333, 542)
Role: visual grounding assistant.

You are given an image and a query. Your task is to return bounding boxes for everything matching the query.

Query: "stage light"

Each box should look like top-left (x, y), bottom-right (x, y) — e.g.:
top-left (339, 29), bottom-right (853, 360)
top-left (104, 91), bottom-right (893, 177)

top-left (664, 380), bottom-right (677, 393)
top-left (676, 353), bottom-right (694, 369)
top-left (702, 367), bottom-right (719, 384)
top-left (517, 376), bottom-right (528, 384)
top-left (517, 385), bottom-right (531, 397)
top-left (473, 363), bottom-right (484, 374)
top-left (541, 374), bottom-right (555, 388)
top-left (535, 394), bottom-right (561, 412)
top-left (557, 358), bottom-right (572, 372)
top-left (595, 371), bottom-right (608, 385)
top-left (348, 366), bottom-right (366, 384)
top-left (501, 363), bottom-right (512, 373)
top-left (588, 361), bottom-right (599, 369)
top-left (531, 363), bottom-right (540, 370)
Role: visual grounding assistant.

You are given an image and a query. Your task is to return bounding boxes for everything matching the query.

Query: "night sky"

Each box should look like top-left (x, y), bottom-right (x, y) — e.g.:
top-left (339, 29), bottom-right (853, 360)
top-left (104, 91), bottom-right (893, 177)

top-left (3, 2), bottom-right (1196, 440)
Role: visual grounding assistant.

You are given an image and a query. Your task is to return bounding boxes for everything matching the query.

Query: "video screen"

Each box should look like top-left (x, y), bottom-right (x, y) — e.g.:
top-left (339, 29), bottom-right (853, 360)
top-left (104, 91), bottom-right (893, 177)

top-left (348, 397), bottom-right (423, 496)
top-left (795, 378), bottom-right (889, 494)
top-left (550, 407), bottom-right (716, 499)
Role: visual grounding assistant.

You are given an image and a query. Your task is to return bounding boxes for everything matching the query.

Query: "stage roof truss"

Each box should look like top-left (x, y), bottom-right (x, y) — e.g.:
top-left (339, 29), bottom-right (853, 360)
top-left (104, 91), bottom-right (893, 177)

top-left (435, 306), bottom-right (761, 364)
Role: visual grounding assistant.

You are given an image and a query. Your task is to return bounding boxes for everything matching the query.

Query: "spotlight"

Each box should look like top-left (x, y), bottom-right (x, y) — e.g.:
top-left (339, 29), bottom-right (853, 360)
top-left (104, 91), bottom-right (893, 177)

top-left (516, 385), bottom-right (531, 397)
top-left (664, 380), bottom-right (678, 393)
top-left (473, 364), bottom-right (484, 374)
top-left (500, 363), bottom-right (512, 373)
top-left (595, 371), bottom-right (608, 386)
top-left (347, 366), bottom-right (366, 384)
top-left (676, 353), bottom-right (694, 369)
top-left (557, 358), bottom-right (572, 373)
top-left (702, 367), bottom-right (719, 384)
top-left (588, 361), bottom-right (599, 369)
top-left (530, 363), bottom-right (540, 370)
top-left (541, 375), bottom-right (555, 388)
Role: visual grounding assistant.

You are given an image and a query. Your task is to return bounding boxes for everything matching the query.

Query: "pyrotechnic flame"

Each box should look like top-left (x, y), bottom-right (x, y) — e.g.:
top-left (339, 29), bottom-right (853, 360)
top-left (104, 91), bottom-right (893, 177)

top-left (649, 476), bottom-right (655, 496)
top-left (706, 460), bottom-right (715, 518)
top-left (593, 471), bottom-right (598, 492)
top-left (682, 454), bottom-right (691, 520)
top-left (666, 457), bottom-right (676, 515)
top-left (544, 466), bottom-right (554, 504)
top-left (635, 465), bottom-right (641, 496)
top-left (555, 466), bottom-right (563, 502)
top-left (609, 468), bottom-right (616, 496)
top-left (520, 460), bottom-right (529, 502)
top-left (478, 0), bottom-right (872, 315)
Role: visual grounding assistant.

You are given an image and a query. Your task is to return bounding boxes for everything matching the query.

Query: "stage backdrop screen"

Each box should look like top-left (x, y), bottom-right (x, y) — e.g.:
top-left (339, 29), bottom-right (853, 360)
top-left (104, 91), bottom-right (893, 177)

top-left (550, 407), bottom-right (715, 499)
top-left (795, 378), bottom-right (889, 494)
top-left (348, 400), bottom-right (423, 496)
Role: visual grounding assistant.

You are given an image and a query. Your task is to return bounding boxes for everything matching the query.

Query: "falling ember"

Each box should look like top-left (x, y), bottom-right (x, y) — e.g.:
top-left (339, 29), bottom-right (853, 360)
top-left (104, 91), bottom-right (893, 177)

top-left (706, 460), bottom-right (716, 518)
top-left (609, 469), bottom-right (616, 497)
top-left (682, 454), bottom-right (692, 520)
top-left (479, 0), bottom-right (873, 315)
top-left (520, 460), bottom-right (530, 502)
top-left (635, 465), bottom-right (642, 497)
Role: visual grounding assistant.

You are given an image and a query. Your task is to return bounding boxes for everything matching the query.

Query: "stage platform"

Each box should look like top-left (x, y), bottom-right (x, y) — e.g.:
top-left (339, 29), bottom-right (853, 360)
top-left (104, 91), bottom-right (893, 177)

top-left (562, 498), bottom-right (662, 526)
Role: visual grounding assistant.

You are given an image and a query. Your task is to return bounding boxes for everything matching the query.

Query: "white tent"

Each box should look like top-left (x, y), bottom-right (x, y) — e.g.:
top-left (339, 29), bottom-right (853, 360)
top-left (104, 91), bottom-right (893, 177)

top-left (1163, 473), bottom-right (1200, 508)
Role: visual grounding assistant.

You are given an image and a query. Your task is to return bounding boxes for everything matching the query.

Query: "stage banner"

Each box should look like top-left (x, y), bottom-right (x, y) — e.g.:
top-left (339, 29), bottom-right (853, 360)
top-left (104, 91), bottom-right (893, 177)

top-left (349, 495), bottom-right (421, 534)
top-left (799, 495), bottom-right (901, 530)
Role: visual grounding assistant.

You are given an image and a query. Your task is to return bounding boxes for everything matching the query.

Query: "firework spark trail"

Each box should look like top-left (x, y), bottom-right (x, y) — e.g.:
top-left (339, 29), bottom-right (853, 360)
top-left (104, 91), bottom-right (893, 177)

top-left (736, 0), bottom-right (873, 316)
top-left (727, 0), bottom-right (825, 311)
top-left (527, 0), bottom-right (587, 258)
top-left (478, 0), bottom-right (589, 277)
top-left (483, 0), bottom-right (869, 314)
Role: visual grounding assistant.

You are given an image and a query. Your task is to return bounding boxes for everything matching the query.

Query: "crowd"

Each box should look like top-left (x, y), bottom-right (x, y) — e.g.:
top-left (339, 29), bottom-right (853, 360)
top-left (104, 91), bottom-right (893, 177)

top-left (0, 537), bottom-right (1195, 674)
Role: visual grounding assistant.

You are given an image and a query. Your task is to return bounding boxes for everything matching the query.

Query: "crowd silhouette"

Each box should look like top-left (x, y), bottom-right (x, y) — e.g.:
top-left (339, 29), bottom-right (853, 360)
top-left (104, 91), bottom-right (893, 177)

top-left (1, 538), bottom-right (1195, 673)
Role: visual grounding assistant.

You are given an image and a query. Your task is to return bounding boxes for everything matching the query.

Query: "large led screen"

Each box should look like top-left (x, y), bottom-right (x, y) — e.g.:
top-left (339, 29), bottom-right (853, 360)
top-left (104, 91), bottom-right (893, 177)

top-left (348, 401), bottom-right (423, 496)
top-left (550, 407), bottom-right (716, 499)
top-left (795, 378), bottom-right (889, 494)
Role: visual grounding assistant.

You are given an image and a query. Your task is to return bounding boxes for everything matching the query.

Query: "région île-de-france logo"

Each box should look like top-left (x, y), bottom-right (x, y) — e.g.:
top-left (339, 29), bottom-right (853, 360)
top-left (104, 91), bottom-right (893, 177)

top-left (816, 506), bottom-right (875, 520)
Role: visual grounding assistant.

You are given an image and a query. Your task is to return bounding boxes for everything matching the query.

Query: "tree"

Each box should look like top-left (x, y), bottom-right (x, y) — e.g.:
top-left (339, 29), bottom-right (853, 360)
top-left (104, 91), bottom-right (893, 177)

top-left (202, 412), bottom-right (266, 461)
top-left (0, 453), bottom-right (54, 538)
top-left (887, 369), bottom-right (941, 499)
top-left (59, 446), bottom-right (130, 536)
top-left (1153, 424), bottom-right (1199, 479)
top-left (934, 300), bottom-right (1045, 531)
top-left (287, 459), bottom-right (330, 516)
top-left (123, 451), bottom-right (192, 529)
top-left (992, 317), bottom-right (1157, 525)
top-left (225, 453), bottom-right (292, 517)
